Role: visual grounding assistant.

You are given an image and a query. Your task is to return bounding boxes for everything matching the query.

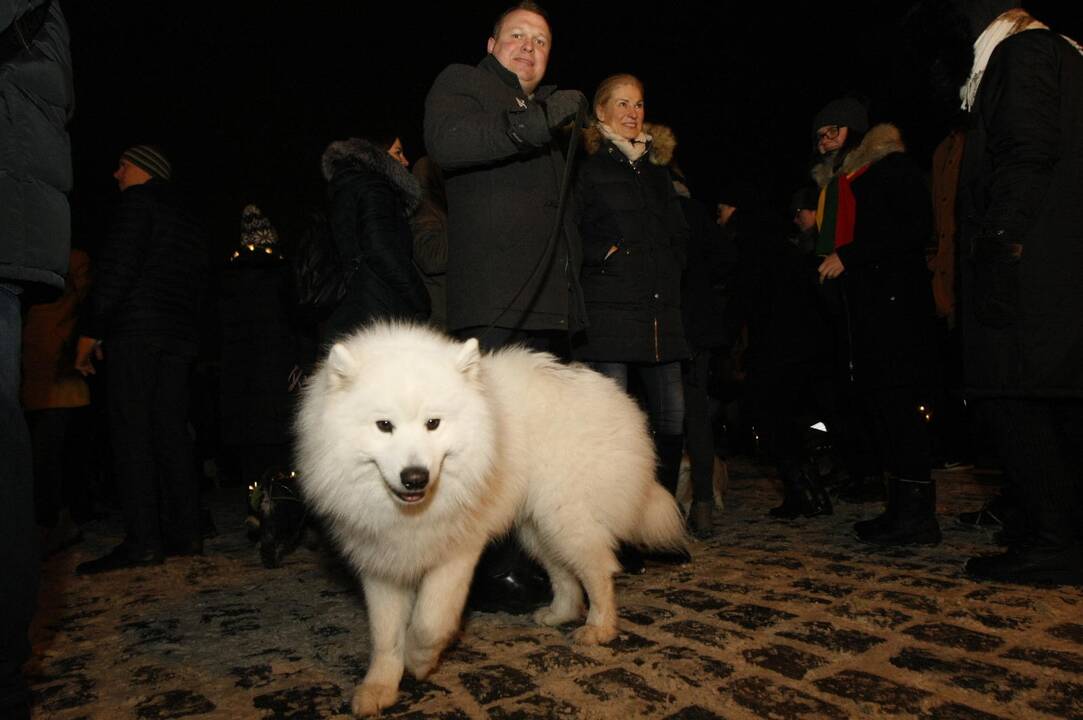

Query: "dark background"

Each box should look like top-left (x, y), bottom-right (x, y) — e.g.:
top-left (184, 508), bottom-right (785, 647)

top-left (63, 1), bottom-right (1081, 254)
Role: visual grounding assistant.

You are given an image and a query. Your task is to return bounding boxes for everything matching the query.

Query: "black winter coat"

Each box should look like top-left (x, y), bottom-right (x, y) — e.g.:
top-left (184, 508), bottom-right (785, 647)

top-left (84, 180), bottom-right (207, 357)
top-left (424, 55), bottom-right (586, 333)
top-left (834, 131), bottom-right (936, 391)
top-left (574, 137), bottom-right (689, 363)
top-left (680, 193), bottom-right (737, 350)
top-left (958, 30), bottom-right (1083, 398)
top-left (0, 0), bottom-right (73, 299)
top-left (320, 138), bottom-right (430, 343)
top-left (219, 253), bottom-right (299, 447)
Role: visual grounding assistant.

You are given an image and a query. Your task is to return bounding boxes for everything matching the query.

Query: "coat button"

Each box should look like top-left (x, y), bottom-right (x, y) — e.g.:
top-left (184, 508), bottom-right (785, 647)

top-left (654, 293), bottom-right (660, 299)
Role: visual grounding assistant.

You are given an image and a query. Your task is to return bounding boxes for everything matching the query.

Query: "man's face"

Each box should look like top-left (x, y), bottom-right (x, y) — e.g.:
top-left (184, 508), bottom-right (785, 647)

top-left (794, 208), bottom-right (817, 232)
top-left (816, 125), bottom-right (848, 155)
top-left (113, 159), bottom-right (151, 191)
top-left (487, 9), bottom-right (550, 95)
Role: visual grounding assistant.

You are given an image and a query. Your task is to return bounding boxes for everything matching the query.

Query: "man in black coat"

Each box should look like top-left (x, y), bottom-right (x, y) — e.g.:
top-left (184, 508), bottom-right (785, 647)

top-left (0, 2), bottom-right (72, 716)
top-left (423, 1), bottom-right (586, 348)
top-left (953, 1), bottom-right (1083, 585)
top-left (422, 2), bottom-right (586, 612)
top-left (75, 145), bottom-right (208, 575)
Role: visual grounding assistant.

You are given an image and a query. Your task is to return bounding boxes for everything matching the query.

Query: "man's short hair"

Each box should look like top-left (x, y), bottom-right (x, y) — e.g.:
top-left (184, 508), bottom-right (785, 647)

top-left (492, 1), bottom-right (550, 39)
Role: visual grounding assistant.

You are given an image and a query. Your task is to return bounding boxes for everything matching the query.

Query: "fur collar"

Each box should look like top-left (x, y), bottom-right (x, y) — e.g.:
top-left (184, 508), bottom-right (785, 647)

top-left (321, 138), bottom-right (422, 215)
top-left (583, 122), bottom-right (676, 166)
top-left (840, 123), bottom-right (906, 174)
top-left (811, 123), bottom-right (905, 187)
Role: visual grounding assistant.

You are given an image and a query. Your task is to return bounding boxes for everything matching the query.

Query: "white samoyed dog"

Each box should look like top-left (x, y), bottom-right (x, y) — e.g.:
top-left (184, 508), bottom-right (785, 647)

top-left (295, 322), bottom-right (687, 716)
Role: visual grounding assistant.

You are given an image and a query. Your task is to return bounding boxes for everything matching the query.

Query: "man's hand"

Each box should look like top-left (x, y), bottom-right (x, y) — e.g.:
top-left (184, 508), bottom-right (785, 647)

top-left (75, 336), bottom-right (103, 376)
top-left (818, 252), bottom-right (845, 283)
top-left (545, 90), bottom-right (586, 128)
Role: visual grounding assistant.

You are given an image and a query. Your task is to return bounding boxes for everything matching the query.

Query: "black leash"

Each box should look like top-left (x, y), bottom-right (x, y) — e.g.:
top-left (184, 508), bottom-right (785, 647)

top-left (479, 98), bottom-right (588, 343)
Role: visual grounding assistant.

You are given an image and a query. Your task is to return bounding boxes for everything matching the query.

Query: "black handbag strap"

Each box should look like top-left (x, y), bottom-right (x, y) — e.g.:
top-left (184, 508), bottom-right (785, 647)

top-left (1, 0), bottom-right (52, 67)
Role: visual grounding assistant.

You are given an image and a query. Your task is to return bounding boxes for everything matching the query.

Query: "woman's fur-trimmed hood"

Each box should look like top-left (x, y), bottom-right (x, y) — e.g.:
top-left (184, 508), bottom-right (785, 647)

top-left (583, 122), bottom-right (676, 166)
top-left (320, 138), bottom-right (422, 215)
top-left (811, 123), bottom-right (906, 187)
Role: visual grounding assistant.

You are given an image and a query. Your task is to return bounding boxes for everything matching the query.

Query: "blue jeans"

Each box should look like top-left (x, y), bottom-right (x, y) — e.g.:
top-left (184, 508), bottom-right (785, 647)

top-left (0, 283), bottom-right (38, 715)
top-left (591, 360), bottom-right (685, 435)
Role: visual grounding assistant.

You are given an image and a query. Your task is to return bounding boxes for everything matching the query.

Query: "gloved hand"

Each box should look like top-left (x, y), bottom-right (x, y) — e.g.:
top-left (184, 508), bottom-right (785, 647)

top-left (505, 102), bottom-right (551, 148)
top-left (544, 90), bottom-right (586, 128)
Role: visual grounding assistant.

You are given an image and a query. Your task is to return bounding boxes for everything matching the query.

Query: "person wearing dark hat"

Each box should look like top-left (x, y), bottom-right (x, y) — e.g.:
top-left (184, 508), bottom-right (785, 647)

top-left (947, 1), bottom-right (1083, 585)
top-left (73, 145), bottom-right (209, 574)
top-left (808, 97), bottom-right (941, 547)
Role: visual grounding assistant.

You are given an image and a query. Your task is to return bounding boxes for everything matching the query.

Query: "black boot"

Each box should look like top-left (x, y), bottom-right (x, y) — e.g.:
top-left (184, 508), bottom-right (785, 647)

top-left (852, 476), bottom-right (899, 538)
top-left (966, 543), bottom-right (1083, 586)
top-left (855, 478), bottom-right (941, 546)
top-left (769, 467), bottom-right (832, 519)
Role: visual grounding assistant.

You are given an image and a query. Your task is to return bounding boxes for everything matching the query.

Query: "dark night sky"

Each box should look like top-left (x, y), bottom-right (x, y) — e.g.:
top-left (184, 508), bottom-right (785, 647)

top-left (62, 1), bottom-right (1081, 253)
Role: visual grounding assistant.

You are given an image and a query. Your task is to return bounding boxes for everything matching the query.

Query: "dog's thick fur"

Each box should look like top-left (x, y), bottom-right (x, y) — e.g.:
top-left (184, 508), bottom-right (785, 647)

top-left (295, 323), bottom-right (687, 716)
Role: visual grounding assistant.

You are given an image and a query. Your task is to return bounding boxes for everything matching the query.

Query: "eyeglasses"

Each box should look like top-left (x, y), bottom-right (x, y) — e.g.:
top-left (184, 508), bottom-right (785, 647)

top-left (817, 125), bottom-right (841, 142)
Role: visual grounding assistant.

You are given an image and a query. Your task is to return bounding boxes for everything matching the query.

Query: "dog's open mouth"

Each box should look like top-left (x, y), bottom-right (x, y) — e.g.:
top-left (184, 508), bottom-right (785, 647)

top-left (393, 489), bottom-right (427, 504)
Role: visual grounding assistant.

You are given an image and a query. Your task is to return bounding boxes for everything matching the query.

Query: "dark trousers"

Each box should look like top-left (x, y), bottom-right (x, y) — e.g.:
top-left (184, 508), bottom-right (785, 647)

top-left (107, 340), bottom-right (201, 553)
top-left (591, 360), bottom-right (685, 436)
top-left (0, 284), bottom-right (37, 717)
top-left (27, 408), bottom-right (73, 527)
top-left (749, 362), bottom-right (837, 478)
top-left (683, 349), bottom-right (717, 503)
top-left (982, 398), bottom-right (1083, 545)
top-left (864, 386), bottom-right (932, 482)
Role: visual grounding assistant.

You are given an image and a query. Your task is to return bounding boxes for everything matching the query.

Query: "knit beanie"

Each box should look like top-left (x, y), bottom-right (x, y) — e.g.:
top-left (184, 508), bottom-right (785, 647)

top-left (120, 145), bottom-right (172, 181)
top-left (811, 98), bottom-right (869, 137)
top-left (789, 186), bottom-right (820, 214)
top-left (239, 204), bottom-right (279, 249)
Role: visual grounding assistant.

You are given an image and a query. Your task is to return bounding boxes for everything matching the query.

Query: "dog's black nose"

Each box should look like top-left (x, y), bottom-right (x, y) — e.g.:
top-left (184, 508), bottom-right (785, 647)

top-left (400, 467), bottom-right (429, 491)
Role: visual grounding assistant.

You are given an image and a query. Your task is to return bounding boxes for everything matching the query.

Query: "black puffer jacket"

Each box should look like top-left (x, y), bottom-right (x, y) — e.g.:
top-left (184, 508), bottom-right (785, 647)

top-left (319, 138), bottom-right (430, 343)
top-left (84, 180), bottom-right (207, 357)
top-left (0, 0), bottom-right (73, 299)
top-left (573, 125), bottom-right (689, 362)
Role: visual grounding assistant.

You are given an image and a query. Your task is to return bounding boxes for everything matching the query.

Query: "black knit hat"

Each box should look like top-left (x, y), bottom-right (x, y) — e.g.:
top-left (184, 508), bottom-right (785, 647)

top-left (120, 145), bottom-right (172, 181)
top-left (789, 186), bottom-right (820, 214)
top-left (811, 98), bottom-right (869, 137)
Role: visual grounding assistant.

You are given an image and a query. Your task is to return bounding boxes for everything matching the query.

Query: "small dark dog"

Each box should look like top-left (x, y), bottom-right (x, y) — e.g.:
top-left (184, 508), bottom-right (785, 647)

top-left (246, 468), bottom-right (319, 568)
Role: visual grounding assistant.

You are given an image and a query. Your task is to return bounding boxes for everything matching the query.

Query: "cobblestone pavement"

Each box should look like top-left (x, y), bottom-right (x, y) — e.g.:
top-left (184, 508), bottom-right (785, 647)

top-left (28, 461), bottom-right (1083, 719)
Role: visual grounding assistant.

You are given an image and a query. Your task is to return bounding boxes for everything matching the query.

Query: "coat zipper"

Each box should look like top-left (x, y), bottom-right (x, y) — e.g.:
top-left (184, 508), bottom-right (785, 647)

top-left (653, 317), bottom-right (661, 362)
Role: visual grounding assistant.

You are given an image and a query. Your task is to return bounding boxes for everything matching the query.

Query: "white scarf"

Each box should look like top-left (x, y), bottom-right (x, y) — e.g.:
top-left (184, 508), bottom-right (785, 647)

top-left (958, 9), bottom-right (1083, 111)
top-left (597, 122), bottom-right (651, 163)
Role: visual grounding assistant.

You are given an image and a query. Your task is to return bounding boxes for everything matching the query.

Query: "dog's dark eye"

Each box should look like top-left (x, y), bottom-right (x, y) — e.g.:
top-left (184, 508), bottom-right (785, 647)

top-left (376, 420), bottom-right (394, 433)
top-left (425, 418), bottom-right (441, 431)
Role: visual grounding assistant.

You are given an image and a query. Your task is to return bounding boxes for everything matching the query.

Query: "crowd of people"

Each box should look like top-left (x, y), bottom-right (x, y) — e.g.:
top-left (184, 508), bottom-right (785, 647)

top-left (3, 1), bottom-right (1082, 718)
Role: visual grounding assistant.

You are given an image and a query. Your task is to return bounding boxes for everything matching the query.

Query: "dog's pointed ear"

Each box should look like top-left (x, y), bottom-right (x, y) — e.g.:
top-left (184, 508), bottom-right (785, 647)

top-left (327, 342), bottom-right (359, 388)
top-left (455, 337), bottom-right (481, 381)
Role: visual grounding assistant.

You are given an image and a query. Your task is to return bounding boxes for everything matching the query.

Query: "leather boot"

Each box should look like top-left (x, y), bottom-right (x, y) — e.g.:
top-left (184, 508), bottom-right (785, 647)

top-left (968, 501), bottom-right (1083, 585)
top-left (688, 500), bottom-right (714, 539)
top-left (853, 476), bottom-right (900, 538)
top-left (855, 478), bottom-right (941, 546)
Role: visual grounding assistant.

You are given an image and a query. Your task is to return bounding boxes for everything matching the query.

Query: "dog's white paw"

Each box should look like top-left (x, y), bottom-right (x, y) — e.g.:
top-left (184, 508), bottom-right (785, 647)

top-left (404, 645), bottom-right (440, 680)
top-left (571, 623), bottom-right (618, 646)
top-left (533, 604), bottom-right (582, 627)
top-left (351, 682), bottom-right (397, 717)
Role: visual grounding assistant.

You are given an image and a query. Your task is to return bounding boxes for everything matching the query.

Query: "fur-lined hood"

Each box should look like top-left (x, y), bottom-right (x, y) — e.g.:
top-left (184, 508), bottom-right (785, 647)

top-left (812, 123), bottom-right (906, 187)
top-left (320, 138), bottom-right (422, 215)
top-left (582, 122), bottom-right (676, 166)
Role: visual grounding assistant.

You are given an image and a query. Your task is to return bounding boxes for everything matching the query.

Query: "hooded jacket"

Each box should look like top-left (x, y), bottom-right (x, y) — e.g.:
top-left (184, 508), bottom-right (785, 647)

top-left (573, 122), bottom-right (690, 363)
top-left (320, 138), bottom-right (431, 343)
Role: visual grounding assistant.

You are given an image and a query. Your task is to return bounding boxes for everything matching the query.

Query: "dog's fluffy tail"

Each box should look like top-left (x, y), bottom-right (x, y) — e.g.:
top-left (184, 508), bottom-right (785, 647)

top-left (629, 482), bottom-right (688, 551)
